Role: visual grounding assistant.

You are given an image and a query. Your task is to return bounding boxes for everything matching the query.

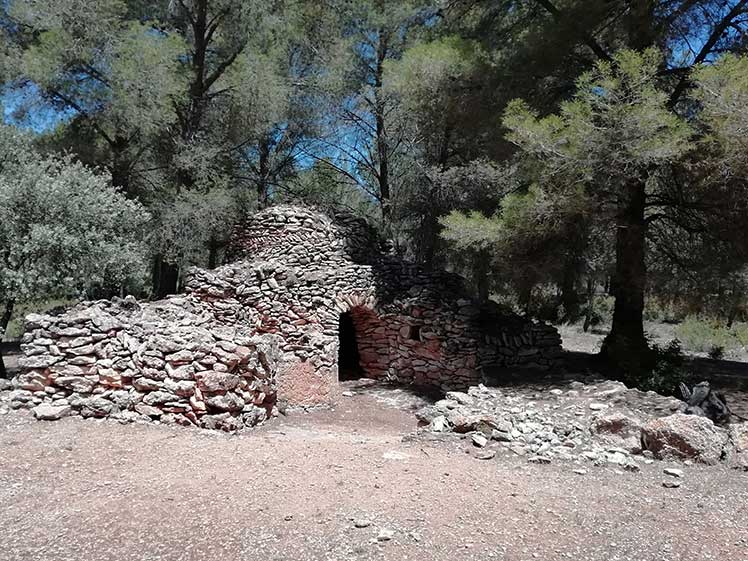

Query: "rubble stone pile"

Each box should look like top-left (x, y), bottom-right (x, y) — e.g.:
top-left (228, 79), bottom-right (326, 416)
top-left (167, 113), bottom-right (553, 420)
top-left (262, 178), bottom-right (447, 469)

top-left (416, 379), bottom-right (748, 470)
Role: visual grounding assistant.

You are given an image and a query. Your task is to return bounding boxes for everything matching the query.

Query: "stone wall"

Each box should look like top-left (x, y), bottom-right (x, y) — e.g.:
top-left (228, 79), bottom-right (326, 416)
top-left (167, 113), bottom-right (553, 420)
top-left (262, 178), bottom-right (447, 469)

top-left (10, 296), bottom-right (280, 431)
top-left (8, 205), bottom-right (562, 430)
top-left (187, 206), bottom-right (562, 407)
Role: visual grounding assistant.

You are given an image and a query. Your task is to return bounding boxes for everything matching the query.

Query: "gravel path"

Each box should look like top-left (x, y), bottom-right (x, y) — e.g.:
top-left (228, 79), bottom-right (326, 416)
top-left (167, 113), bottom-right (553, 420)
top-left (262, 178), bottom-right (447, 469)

top-left (1, 384), bottom-right (747, 561)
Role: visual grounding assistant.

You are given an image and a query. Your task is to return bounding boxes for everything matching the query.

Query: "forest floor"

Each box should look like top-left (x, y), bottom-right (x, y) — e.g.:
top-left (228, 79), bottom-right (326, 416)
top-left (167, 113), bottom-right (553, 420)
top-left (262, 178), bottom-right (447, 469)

top-left (558, 321), bottom-right (748, 362)
top-left (558, 323), bottom-right (748, 419)
top-left (1, 379), bottom-right (748, 561)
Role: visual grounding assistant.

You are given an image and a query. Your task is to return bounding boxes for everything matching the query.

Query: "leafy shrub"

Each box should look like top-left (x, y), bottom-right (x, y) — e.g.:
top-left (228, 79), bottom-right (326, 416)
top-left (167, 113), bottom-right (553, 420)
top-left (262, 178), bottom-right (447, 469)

top-left (732, 322), bottom-right (748, 348)
top-left (641, 339), bottom-right (689, 395)
top-left (643, 299), bottom-right (682, 323)
top-left (0, 139), bottom-right (149, 309)
top-left (603, 336), bottom-right (687, 396)
top-left (708, 345), bottom-right (725, 360)
top-left (674, 316), bottom-right (740, 354)
top-left (583, 295), bottom-right (614, 330)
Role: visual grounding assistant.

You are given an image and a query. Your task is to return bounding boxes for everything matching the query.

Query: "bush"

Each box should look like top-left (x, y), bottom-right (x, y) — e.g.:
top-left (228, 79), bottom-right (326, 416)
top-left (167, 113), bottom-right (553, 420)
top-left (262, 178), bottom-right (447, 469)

top-left (641, 339), bottom-right (689, 395)
top-left (674, 316), bottom-right (740, 354)
top-left (603, 336), bottom-right (687, 396)
top-left (582, 295), bottom-right (614, 330)
top-left (643, 299), bottom-right (682, 323)
top-left (732, 322), bottom-right (748, 348)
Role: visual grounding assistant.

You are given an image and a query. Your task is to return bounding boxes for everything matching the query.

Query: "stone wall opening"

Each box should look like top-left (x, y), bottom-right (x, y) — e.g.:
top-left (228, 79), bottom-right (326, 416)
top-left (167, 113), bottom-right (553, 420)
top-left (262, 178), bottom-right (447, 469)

top-left (338, 311), bottom-right (363, 381)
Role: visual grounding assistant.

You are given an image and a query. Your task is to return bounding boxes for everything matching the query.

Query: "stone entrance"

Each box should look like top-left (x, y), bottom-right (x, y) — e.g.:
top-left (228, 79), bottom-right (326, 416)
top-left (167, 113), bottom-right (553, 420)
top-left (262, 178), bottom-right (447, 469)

top-left (337, 311), bottom-right (363, 381)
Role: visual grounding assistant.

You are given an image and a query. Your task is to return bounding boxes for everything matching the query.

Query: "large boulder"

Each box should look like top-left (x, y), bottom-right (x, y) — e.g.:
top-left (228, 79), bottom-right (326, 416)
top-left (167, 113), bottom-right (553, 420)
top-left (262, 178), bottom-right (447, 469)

top-left (641, 413), bottom-right (728, 465)
top-left (590, 410), bottom-right (645, 453)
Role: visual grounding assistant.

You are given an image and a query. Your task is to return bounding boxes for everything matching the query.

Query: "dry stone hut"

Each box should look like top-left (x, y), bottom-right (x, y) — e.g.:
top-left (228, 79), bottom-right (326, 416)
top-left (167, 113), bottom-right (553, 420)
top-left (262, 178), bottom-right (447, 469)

top-left (9, 206), bottom-right (562, 430)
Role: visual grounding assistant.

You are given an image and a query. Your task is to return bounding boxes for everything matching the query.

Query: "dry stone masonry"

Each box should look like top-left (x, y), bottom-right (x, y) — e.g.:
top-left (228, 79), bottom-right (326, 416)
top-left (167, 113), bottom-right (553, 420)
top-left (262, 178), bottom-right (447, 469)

top-left (9, 296), bottom-right (280, 431)
top-left (7, 205), bottom-right (562, 430)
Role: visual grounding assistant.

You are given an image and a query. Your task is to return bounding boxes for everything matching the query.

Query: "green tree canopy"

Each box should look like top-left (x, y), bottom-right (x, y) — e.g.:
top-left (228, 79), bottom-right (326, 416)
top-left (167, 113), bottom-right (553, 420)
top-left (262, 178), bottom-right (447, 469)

top-left (0, 125), bottom-right (148, 374)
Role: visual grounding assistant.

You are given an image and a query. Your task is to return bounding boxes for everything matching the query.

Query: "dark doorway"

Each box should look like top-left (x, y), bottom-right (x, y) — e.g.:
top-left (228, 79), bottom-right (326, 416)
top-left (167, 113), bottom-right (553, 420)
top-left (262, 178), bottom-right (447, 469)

top-left (338, 311), bottom-right (363, 381)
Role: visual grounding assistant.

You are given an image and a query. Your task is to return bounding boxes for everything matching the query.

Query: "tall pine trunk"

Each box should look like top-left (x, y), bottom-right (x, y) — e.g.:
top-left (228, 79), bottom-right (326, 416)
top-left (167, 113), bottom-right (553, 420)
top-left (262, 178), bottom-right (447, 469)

top-left (374, 30), bottom-right (390, 224)
top-left (603, 179), bottom-right (648, 358)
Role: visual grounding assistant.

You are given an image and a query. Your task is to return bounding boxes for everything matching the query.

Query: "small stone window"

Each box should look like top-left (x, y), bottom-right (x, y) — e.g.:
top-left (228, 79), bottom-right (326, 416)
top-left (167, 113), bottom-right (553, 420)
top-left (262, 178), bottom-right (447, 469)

top-left (407, 324), bottom-right (422, 341)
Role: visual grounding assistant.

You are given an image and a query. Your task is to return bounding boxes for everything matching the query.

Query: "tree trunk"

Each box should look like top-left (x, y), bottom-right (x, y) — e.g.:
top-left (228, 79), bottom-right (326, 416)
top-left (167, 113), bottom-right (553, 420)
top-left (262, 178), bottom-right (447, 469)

top-left (560, 256), bottom-right (581, 322)
top-left (257, 138), bottom-right (271, 209)
top-left (207, 236), bottom-right (224, 270)
top-left (583, 277), bottom-right (595, 333)
top-left (109, 135), bottom-right (133, 195)
top-left (603, 180), bottom-right (648, 358)
top-left (726, 280), bottom-right (741, 328)
top-left (374, 29), bottom-right (390, 223)
top-left (420, 124), bottom-right (453, 270)
top-left (0, 300), bottom-right (15, 379)
top-left (474, 250), bottom-right (490, 302)
top-left (151, 256), bottom-right (179, 299)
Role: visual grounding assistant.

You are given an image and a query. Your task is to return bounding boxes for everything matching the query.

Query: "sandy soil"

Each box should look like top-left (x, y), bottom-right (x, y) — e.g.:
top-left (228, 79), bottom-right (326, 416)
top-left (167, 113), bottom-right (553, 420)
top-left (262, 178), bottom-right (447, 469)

top-left (1, 381), bottom-right (747, 561)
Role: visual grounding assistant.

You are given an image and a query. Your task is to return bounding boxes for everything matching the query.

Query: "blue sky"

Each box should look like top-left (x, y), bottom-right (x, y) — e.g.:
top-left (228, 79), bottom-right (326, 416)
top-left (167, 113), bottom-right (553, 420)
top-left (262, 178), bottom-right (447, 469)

top-left (2, 82), bottom-right (76, 133)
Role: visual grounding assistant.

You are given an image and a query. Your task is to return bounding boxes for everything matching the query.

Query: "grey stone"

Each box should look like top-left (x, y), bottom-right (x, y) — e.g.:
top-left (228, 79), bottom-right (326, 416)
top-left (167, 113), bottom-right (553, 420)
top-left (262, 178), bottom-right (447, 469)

top-left (445, 391), bottom-right (473, 406)
top-left (472, 433), bottom-right (488, 448)
top-left (200, 413), bottom-right (241, 431)
top-left (32, 403), bottom-right (72, 420)
top-left (165, 363), bottom-right (195, 381)
top-left (78, 397), bottom-right (118, 418)
top-left (142, 391), bottom-right (178, 406)
top-left (133, 378), bottom-right (163, 392)
top-left (474, 449), bottom-right (496, 460)
top-left (19, 355), bottom-right (61, 369)
top-left (376, 528), bottom-right (395, 542)
top-left (135, 403), bottom-right (163, 417)
top-left (13, 371), bottom-right (48, 392)
top-left (55, 376), bottom-right (97, 394)
top-left (724, 423), bottom-right (748, 471)
top-left (91, 314), bottom-right (123, 332)
top-left (163, 379), bottom-right (196, 397)
top-left (204, 392), bottom-right (245, 412)
top-left (25, 313), bottom-right (48, 329)
top-left (165, 349), bottom-right (194, 364)
top-left (198, 372), bottom-right (241, 392)
top-left (429, 415), bottom-right (447, 432)
top-left (590, 411), bottom-right (645, 454)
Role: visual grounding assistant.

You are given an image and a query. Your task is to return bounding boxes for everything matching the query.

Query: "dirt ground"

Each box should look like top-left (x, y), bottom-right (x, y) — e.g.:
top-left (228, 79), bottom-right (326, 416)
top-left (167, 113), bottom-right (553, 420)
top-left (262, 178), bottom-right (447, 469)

top-left (1, 381), bottom-right (747, 561)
